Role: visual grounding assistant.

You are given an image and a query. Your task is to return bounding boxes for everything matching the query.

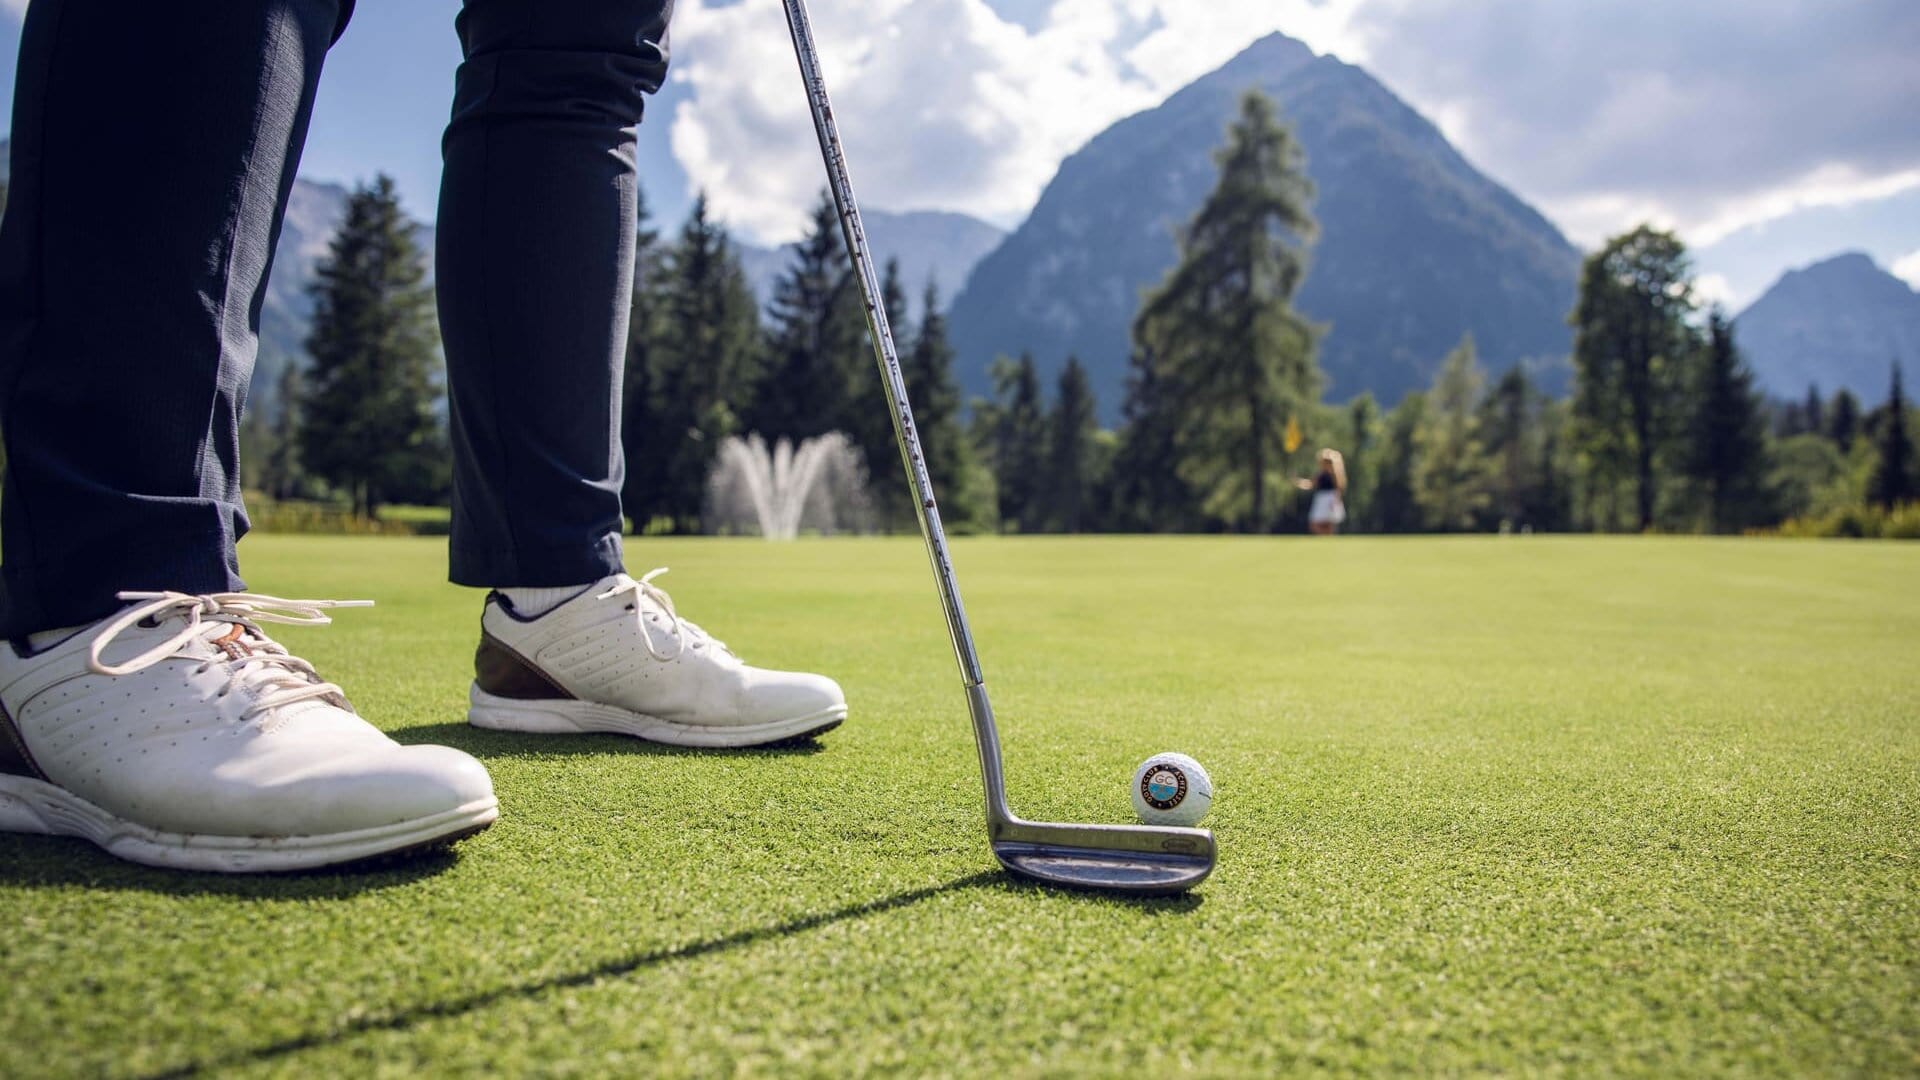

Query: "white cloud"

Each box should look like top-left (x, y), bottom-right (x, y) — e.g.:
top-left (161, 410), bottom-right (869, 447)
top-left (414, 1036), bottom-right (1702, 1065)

top-left (1893, 250), bottom-right (1920, 291)
top-left (668, 0), bottom-right (1366, 244)
top-left (1693, 272), bottom-right (1735, 309)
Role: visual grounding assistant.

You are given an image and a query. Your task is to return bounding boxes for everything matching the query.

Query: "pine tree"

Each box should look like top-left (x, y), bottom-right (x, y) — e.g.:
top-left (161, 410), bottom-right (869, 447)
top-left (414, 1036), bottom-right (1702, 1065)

top-left (1867, 364), bottom-right (1914, 509)
top-left (1133, 90), bottom-right (1320, 532)
top-left (1045, 357), bottom-right (1099, 532)
top-left (981, 354), bottom-right (1048, 533)
top-left (1105, 347), bottom-right (1196, 532)
top-left (620, 191), bottom-right (669, 531)
top-left (749, 191), bottom-right (865, 443)
top-left (640, 196), bottom-right (762, 531)
top-left (1477, 367), bottom-right (1543, 529)
top-left (1804, 384), bottom-right (1825, 438)
top-left (1683, 311), bottom-right (1772, 532)
top-left (902, 281), bottom-right (981, 529)
top-left (1829, 388), bottom-right (1860, 453)
top-left (299, 174), bottom-right (443, 519)
top-left (1571, 225), bottom-right (1694, 531)
top-left (1343, 393), bottom-right (1380, 531)
top-left (1372, 393), bottom-right (1427, 533)
top-left (847, 259), bottom-right (912, 529)
top-left (1413, 336), bottom-right (1493, 531)
top-left (262, 362), bottom-right (306, 500)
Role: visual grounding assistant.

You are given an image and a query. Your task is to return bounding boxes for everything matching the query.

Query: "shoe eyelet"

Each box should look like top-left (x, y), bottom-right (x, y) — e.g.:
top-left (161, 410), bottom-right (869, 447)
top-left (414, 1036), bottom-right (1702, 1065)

top-left (136, 616), bottom-right (161, 629)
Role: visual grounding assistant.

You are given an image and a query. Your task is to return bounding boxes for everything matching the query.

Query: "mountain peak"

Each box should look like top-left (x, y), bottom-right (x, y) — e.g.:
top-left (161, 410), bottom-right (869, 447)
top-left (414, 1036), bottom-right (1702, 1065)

top-left (947, 30), bottom-right (1578, 417)
top-left (1734, 251), bottom-right (1920, 401)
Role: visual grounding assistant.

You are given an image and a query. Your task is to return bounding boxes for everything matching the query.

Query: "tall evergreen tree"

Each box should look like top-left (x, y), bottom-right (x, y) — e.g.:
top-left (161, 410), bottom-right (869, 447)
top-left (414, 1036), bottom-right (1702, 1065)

top-left (619, 191), bottom-right (669, 531)
top-left (750, 190), bottom-right (865, 443)
top-left (1413, 336), bottom-right (1493, 531)
top-left (299, 174), bottom-right (443, 519)
top-left (1343, 393), bottom-right (1380, 531)
top-left (639, 196), bottom-right (761, 531)
top-left (1828, 388), bottom-right (1860, 453)
top-left (1372, 393), bottom-right (1427, 533)
top-left (848, 259), bottom-right (913, 528)
top-left (1477, 366), bottom-right (1544, 529)
top-left (1803, 384), bottom-right (1825, 439)
top-left (980, 353), bottom-right (1048, 532)
top-left (1045, 357), bottom-right (1099, 532)
top-left (1105, 347), bottom-right (1197, 532)
top-left (262, 362), bottom-right (306, 501)
top-left (1133, 90), bottom-right (1320, 532)
top-left (1867, 364), bottom-right (1914, 509)
top-left (1571, 225), bottom-right (1694, 531)
top-left (902, 282), bottom-right (981, 528)
top-left (1683, 310), bottom-right (1772, 532)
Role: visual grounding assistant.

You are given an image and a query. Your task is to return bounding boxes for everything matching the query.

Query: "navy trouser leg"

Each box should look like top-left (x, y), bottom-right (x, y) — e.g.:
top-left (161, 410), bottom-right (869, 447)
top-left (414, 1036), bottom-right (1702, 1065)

top-left (0, 0), bottom-right (349, 636)
top-left (440, 0), bottom-right (674, 587)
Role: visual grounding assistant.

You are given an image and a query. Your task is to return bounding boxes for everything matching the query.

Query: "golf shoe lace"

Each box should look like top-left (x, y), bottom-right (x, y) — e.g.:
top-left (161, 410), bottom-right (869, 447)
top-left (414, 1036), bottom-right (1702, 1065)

top-left (597, 568), bottom-right (733, 661)
top-left (87, 591), bottom-right (373, 721)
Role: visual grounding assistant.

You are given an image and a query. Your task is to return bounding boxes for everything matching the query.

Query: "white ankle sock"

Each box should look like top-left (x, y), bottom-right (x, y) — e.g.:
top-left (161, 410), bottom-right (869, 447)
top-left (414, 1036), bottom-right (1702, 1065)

top-left (498, 585), bottom-right (592, 618)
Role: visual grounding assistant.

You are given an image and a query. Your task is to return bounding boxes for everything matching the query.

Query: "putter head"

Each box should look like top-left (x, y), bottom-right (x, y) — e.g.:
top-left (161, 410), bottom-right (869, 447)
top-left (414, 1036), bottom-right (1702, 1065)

top-left (990, 819), bottom-right (1215, 896)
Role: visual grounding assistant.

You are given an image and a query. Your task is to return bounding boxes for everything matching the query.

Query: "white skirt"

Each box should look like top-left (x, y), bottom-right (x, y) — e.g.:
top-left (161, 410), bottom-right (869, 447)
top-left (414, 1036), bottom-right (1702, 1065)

top-left (1309, 490), bottom-right (1346, 525)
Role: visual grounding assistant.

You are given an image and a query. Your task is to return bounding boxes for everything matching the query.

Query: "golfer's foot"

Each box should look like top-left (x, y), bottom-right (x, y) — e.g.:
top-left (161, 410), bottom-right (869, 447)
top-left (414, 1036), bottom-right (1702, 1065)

top-left (467, 569), bottom-right (847, 748)
top-left (0, 592), bottom-right (498, 872)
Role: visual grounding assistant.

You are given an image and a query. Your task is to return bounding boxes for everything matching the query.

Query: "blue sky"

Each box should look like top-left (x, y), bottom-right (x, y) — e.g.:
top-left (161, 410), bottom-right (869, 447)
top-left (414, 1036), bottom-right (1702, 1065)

top-left (3, 0), bottom-right (1917, 306)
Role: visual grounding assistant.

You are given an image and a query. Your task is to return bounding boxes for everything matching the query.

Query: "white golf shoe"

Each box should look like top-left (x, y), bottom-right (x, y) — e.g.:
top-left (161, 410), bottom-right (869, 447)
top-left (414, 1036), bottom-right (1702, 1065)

top-left (468, 569), bottom-right (847, 748)
top-left (0, 592), bottom-right (498, 872)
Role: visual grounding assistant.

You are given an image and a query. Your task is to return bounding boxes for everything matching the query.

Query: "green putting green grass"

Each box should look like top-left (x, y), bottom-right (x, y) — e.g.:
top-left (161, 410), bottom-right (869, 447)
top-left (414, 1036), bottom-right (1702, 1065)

top-left (3, 535), bottom-right (1917, 1076)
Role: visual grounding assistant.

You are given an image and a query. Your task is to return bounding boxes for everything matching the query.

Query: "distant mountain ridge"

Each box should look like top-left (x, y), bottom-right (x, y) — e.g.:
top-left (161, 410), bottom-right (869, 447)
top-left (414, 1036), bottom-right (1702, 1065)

top-left (735, 209), bottom-right (1005, 317)
top-left (947, 33), bottom-right (1583, 417)
top-left (1733, 252), bottom-right (1920, 402)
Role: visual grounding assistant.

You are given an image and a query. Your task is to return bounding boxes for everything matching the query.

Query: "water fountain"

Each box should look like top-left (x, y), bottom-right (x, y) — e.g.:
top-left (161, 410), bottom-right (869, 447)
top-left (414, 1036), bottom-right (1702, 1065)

top-left (706, 432), bottom-right (874, 538)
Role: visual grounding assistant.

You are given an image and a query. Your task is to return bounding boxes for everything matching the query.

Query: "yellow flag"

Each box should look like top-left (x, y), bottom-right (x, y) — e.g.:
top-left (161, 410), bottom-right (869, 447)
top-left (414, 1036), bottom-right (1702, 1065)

top-left (1283, 415), bottom-right (1303, 454)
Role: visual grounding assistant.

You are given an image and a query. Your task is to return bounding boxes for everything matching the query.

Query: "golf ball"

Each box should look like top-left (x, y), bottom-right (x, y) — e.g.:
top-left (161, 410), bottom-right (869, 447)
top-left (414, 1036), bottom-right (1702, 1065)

top-left (1131, 752), bottom-right (1213, 827)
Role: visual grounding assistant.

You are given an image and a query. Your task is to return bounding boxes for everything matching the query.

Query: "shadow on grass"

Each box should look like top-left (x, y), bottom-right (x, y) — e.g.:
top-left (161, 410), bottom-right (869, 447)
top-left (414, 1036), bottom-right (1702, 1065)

top-left (395, 722), bottom-right (831, 758)
top-left (0, 836), bottom-right (465, 898)
top-left (142, 871), bottom-right (1201, 1077)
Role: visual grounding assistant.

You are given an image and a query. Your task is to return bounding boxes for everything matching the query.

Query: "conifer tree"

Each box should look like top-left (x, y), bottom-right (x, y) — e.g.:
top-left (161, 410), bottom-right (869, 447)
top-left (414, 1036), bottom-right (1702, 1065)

top-left (1133, 90), bottom-right (1320, 532)
top-left (640, 196), bottom-right (761, 531)
top-left (1571, 225), bottom-right (1694, 530)
top-left (1804, 384), bottom-right (1825, 438)
top-left (1683, 310), bottom-right (1772, 532)
top-left (981, 353), bottom-right (1048, 532)
top-left (262, 362), bottom-right (306, 501)
top-left (846, 259), bottom-right (913, 528)
top-left (750, 190), bottom-right (865, 443)
top-left (1372, 393), bottom-right (1427, 533)
top-left (902, 281), bottom-right (981, 528)
top-left (299, 174), bottom-right (442, 519)
top-left (1105, 347), bottom-right (1196, 532)
top-left (620, 191), bottom-right (669, 530)
top-left (1343, 394), bottom-right (1380, 531)
top-left (1828, 388), bottom-right (1860, 453)
top-left (1868, 364), bottom-right (1914, 509)
top-left (1477, 366), bottom-right (1542, 529)
top-left (1413, 336), bottom-right (1493, 530)
top-left (1045, 357), bottom-right (1099, 532)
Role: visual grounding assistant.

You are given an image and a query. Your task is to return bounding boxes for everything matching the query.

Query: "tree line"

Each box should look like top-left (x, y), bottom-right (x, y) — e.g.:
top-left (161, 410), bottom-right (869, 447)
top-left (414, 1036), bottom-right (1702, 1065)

top-left (251, 92), bottom-right (1917, 535)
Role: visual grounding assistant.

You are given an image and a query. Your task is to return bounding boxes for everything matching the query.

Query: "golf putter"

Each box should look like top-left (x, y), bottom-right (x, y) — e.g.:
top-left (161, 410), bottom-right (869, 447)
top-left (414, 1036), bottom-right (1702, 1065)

top-left (779, 0), bottom-right (1216, 895)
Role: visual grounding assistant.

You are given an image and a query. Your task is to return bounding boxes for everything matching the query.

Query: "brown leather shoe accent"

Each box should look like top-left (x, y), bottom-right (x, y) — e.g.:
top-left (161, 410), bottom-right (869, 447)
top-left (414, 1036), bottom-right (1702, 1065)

top-left (0, 701), bottom-right (48, 780)
top-left (474, 630), bottom-right (575, 701)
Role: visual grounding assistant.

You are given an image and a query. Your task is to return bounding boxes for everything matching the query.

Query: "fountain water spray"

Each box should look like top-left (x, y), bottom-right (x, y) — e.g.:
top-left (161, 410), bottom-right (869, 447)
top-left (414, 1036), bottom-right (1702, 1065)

top-left (706, 432), bottom-right (872, 539)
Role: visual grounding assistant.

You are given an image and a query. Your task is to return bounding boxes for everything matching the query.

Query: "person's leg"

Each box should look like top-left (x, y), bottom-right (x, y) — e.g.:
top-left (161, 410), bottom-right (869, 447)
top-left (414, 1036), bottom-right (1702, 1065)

top-left (0, 0), bottom-right (353, 637)
top-left (0, 1), bottom-right (499, 871)
top-left (438, 0), bottom-right (674, 588)
top-left (438, 0), bottom-right (845, 747)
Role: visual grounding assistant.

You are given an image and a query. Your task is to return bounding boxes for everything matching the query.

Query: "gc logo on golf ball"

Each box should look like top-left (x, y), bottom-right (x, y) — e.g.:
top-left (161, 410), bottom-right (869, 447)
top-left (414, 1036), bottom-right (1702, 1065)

top-left (1130, 752), bottom-right (1213, 827)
